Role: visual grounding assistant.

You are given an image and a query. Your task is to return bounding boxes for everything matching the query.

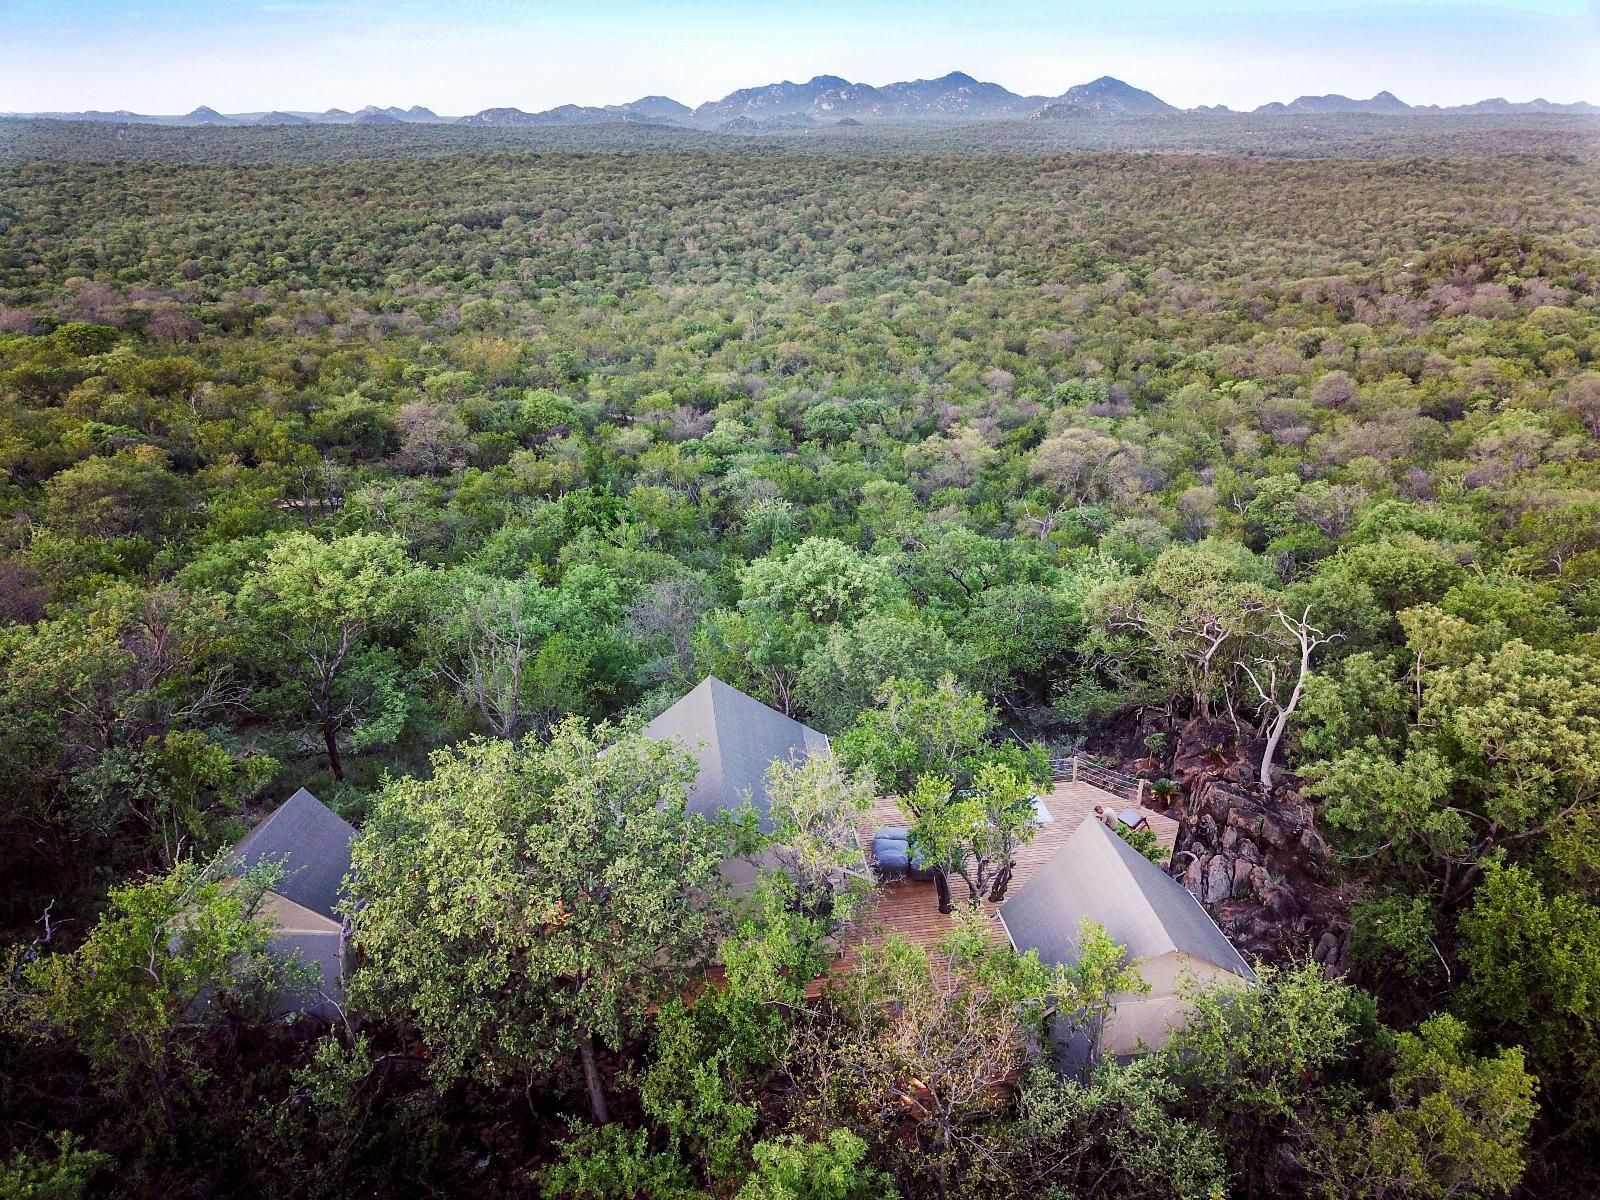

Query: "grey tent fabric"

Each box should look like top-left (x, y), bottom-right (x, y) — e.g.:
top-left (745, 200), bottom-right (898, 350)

top-left (267, 928), bottom-right (346, 1021)
top-left (226, 788), bottom-right (356, 1019)
top-left (643, 676), bottom-right (829, 830)
top-left (999, 816), bottom-right (1254, 981)
top-left (229, 787), bottom-right (355, 922)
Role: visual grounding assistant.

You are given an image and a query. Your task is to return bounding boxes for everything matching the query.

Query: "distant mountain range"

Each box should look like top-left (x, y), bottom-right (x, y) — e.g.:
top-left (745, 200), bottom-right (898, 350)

top-left (7, 103), bottom-right (450, 127)
top-left (456, 98), bottom-right (687, 127)
top-left (7, 76), bottom-right (1595, 129)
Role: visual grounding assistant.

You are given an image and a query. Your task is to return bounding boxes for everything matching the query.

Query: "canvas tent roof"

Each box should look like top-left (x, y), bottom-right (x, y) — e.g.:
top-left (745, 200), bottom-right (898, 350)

top-left (643, 676), bottom-right (829, 830)
top-left (265, 927), bottom-right (346, 1020)
top-left (229, 787), bottom-right (355, 922)
top-left (999, 816), bottom-right (1254, 981)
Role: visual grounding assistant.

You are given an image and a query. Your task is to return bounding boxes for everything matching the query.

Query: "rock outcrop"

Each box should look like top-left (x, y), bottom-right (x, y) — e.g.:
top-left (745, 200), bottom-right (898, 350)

top-left (1097, 715), bottom-right (1351, 974)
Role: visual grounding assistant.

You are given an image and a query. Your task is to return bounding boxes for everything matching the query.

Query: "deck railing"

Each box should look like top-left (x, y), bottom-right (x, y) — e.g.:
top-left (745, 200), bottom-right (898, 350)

top-left (1051, 754), bottom-right (1148, 806)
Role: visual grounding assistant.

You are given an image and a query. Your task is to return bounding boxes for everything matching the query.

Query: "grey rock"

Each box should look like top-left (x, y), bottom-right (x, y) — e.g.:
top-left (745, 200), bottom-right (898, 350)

top-left (1205, 855), bottom-right (1234, 905)
top-left (1231, 856), bottom-right (1256, 898)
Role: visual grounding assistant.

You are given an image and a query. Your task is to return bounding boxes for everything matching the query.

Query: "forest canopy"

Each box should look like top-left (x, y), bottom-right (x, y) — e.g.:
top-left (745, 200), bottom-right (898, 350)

top-left (1, 120), bottom-right (1598, 1198)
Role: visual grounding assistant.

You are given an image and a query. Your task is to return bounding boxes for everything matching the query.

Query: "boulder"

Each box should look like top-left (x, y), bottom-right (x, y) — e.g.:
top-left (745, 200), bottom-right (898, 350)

top-left (1299, 826), bottom-right (1331, 863)
top-left (1094, 716), bottom-right (1349, 973)
top-left (1260, 814), bottom-right (1293, 849)
top-left (1225, 807), bottom-right (1266, 839)
top-left (1205, 855), bottom-right (1234, 905)
top-left (1258, 880), bottom-right (1302, 922)
top-left (1231, 856), bottom-right (1256, 899)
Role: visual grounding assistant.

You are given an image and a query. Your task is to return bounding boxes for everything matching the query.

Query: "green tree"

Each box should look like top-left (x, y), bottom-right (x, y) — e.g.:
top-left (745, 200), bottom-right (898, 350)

top-left (1009, 1059), bottom-right (1227, 1200)
top-left (1306, 1015), bottom-right (1535, 1200)
top-left (539, 1125), bottom-right (707, 1200)
top-left (907, 762), bottom-right (1039, 910)
top-left (734, 1131), bottom-right (892, 1200)
top-left (957, 583), bottom-right (1082, 699)
top-left (693, 608), bottom-right (810, 716)
top-left (41, 445), bottom-right (185, 541)
top-left (5, 860), bottom-right (284, 1138)
top-left (739, 537), bottom-right (900, 627)
top-left (636, 876), bottom-right (841, 1189)
top-left (1091, 542), bottom-right (1273, 722)
top-left (348, 722), bottom-right (731, 1122)
top-left (0, 584), bottom-right (258, 870)
top-left (761, 751), bottom-right (876, 921)
top-left (237, 532), bottom-right (418, 780)
top-left (422, 566), bottom-right (623, 740)
top-left (787, 918), bottom-right (1141, 1200)
top-left (1160, 963), bottom-right (1369, 1198)
top-left (1309, 632), bottom-right (1600, 903)
top-left (795, 613), bottom-right (966, 732)
top-left (0, 1133), bottom-right (109, 1200)
top-left (835, 674), bottom-right (993, 796)
top-left (1458, 861), bottom-right (1600, 1134)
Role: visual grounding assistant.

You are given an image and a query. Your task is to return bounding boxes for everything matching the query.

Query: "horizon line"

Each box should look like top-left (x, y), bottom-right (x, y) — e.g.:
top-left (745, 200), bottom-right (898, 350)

top-left (6, 69), bottom-right (1596, 119)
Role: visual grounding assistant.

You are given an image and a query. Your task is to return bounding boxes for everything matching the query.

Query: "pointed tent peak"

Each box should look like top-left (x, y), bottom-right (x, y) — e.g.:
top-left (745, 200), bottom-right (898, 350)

top-left (643, 677), bottom-right (828, 828)
top-left (1001, 816), bottom-right (1254, 981)
top-left (229, 787), bottom-right (355, 922)
top-left (661, 676), bottom-right (827, 749)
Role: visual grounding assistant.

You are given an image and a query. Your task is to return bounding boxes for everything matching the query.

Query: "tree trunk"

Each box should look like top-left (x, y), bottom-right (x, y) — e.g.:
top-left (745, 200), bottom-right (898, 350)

top-left (577, 1033), bottom-right (610, 1124)
top-left (933, 868), bottom-right (953, 915)
top-left (150, 1062), bottom-right (178, 1137)
top-left (988, 862), bottom-right (1014, 904)
top-left (322, 721), bottom-right (345, 781)
top-left (1259, 715), bottom-right (1286, 793)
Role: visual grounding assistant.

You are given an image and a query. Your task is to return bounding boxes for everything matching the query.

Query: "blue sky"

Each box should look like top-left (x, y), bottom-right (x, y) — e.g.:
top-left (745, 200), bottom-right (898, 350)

top-left (3, 0), bottom-right (1596, 114)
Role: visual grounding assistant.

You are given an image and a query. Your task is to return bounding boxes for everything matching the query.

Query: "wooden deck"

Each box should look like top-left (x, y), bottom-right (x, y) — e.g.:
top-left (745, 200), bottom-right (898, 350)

top-left (811, 782), bottom-right (1179, 992)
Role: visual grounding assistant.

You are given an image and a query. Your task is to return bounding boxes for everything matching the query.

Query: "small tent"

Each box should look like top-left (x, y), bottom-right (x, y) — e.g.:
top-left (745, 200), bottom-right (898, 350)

top-left (227, 787), bottom-right (355, 1019)
top-left (642, 676), bottom-right (830, 887)
top-left (999, 815), bottom-right (1254, 1066)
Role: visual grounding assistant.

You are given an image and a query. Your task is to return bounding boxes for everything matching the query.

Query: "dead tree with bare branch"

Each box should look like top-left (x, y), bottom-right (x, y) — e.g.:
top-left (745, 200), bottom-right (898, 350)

top-left (1237, 605), bottom-right (1341, 793)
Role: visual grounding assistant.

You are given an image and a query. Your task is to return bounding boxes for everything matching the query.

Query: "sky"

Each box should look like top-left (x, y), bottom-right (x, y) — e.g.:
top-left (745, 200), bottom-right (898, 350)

top-left (2, 0), bottom-right (1597, 115)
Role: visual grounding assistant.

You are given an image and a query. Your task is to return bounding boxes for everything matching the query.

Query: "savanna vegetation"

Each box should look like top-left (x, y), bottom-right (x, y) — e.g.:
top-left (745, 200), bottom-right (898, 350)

top-left (1, 122), bottom-right (1597, 1197)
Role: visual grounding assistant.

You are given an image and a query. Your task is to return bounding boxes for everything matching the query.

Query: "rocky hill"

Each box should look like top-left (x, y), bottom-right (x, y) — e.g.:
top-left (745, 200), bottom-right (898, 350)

top-left (1034, 75), bottom-right (1178, 116)
top-left (693, 70), bottom-right (1044, 122)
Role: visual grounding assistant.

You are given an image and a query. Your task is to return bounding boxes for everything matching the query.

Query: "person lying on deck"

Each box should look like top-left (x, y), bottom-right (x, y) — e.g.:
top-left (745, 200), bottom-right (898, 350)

top-left (1095, 804), bottom-right (1151, 833)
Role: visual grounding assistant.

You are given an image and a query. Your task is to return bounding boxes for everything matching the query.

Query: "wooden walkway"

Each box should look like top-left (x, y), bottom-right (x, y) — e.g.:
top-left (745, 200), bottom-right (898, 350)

top-left (810, 781), bottom-right (1179, 992)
